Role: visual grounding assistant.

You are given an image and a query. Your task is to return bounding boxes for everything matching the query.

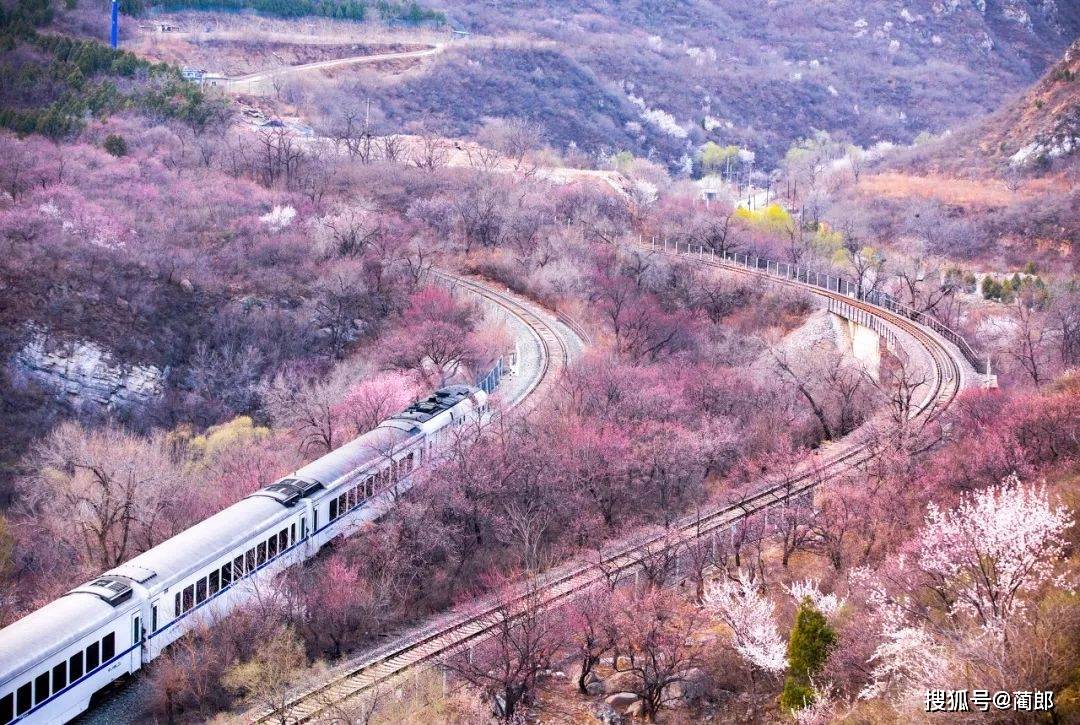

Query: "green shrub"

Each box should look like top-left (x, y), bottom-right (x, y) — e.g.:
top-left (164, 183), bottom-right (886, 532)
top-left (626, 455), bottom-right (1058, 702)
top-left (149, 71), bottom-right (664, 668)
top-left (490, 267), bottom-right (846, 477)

top-left (780, 601), bottom-right (836, 713)
top-left (103, 133), bottom-right (127, 156)
top-left (0, 5), bottom-right (225, 139)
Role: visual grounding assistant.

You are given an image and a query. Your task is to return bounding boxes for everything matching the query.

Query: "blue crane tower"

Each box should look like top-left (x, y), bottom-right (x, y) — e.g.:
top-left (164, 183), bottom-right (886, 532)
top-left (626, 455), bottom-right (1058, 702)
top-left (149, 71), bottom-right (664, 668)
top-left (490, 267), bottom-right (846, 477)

top-left (110, 0), bottom-right (118, 48)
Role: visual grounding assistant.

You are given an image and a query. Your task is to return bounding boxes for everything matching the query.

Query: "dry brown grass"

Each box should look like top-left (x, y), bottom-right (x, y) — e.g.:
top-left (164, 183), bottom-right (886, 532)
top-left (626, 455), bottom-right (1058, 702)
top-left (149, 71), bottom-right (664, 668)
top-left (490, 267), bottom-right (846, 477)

top-left (857, 172), bottom-right (1065, 207)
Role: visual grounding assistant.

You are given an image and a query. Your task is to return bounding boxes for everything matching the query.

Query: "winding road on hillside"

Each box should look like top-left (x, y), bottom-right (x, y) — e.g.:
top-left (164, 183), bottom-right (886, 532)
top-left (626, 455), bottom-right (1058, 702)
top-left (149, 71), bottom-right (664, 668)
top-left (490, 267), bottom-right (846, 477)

top-left (247, 245), bottom-right (986, 723)
top-left (220, 43), bottom-right (443, 93)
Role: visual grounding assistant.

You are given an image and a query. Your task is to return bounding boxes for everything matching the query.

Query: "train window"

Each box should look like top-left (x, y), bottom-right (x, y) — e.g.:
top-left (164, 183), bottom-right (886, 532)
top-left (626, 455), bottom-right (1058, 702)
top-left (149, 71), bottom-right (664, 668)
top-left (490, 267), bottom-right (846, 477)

top-left (290, 523), bottom-right (296, 544)
top-left (279, 529), bottom-right (288, 550)
top-left (365, 477), bottom-right (373, 497)
top-left (406, 452), bottom-right (414, 472)
top-left (52, 662), bottom-right (67, 692)
top-left (174, 592), bottom-right (181, 617)
top-left (338, 493), bottom-right (347, 513)
top-left (182, 585), bottom-right (194, 612)
top-left (301, 517), bottom-right (307, 539)
top-left (195, 579), bottom-right (207, 605)
top-left (256, 542), bottom-right (266, 566)
top-left (85, 642), bottom-right (100, 671)
top-left (234, 554), bottom-right (245, 578)
top-left (329, 498), bottom-right (338, 521)
top-left (16, 684), bottom-right (30, 715)
top-left (68, 652), bottom-right (83, 682)
top-left (34, 671), bottom-right (49, 705)
top-left (267, 536), bottom-right (278, 559)
top-left (347, 487), bottom-right (355, 509)
top-left (221, 562), bottom-right (232, 587)
top-left (1, 693), bottom-right (13, 724)
top-left (102, 633), bottom-right (115, 661)
top-left (246, 548), bottom-right (256, 571)
top-left (152, 605), bottom-right (158, 633)
top-left (208, 571), bottom-right (220, 596)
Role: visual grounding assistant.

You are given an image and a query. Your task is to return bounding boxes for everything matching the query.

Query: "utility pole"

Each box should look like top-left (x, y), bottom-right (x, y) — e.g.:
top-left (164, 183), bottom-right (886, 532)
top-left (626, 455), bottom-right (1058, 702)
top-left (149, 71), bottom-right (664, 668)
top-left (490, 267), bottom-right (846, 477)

top-left (110, 0), bottom-right (119, 49)
top-left (745, 158), bottom-right (754, 209)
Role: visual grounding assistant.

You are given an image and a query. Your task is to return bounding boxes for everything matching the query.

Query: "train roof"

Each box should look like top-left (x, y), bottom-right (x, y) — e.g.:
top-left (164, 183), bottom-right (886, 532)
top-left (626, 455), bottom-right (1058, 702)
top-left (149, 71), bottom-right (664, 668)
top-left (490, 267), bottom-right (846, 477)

top-left (113, 495), bottom-right (286, 592)
top-left (0, 384), bottom-right (487, 689)
top-left (389, 385), bottom-right (478, 425)
top-left (291, 425), bottom-right (411, 487)
top-left (0, 592), bottom-right (120, 685)
top-left (291, 385), bottom-right (480, 487)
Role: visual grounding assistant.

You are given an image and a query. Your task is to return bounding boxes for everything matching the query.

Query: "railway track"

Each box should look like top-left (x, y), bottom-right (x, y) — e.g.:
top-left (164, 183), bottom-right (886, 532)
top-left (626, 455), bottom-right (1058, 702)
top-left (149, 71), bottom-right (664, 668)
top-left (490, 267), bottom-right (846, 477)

top-left (251, 252), bottom-right (975, 724)
top-left (431, 270), bottom-right (582, 412)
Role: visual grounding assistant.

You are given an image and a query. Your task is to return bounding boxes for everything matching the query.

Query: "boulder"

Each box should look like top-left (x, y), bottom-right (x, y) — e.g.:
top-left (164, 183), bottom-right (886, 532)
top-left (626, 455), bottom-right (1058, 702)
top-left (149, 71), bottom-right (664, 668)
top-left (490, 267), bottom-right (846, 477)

top-left (625, 700), bottom-right (647, 718)
top-left (586, 680), bottom-right (606, 696)
top-left (605, 692), bottom-right (639, 709)
top-left (594, 704), bottom-right (623, 725)
top-left (602, 670), bottom-right (638, 693)
top-left (665, 667), bottom-right (709, 704)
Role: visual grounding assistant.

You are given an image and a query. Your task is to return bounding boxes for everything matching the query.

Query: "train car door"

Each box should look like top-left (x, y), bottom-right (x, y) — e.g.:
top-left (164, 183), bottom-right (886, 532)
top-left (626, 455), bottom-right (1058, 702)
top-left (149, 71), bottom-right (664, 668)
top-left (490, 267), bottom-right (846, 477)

top-left (149, 598), bottom-right (160, 653)
top-left (130, 612), bottom-right (143, 671)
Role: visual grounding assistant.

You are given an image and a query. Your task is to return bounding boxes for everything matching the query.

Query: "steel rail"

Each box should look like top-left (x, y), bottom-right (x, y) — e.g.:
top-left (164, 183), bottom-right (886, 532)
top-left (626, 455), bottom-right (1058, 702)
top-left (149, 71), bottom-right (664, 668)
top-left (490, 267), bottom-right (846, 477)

top-left (431, 270), bottom-right (574, 411)
top-left (252, 250), bottom-right (969, 723)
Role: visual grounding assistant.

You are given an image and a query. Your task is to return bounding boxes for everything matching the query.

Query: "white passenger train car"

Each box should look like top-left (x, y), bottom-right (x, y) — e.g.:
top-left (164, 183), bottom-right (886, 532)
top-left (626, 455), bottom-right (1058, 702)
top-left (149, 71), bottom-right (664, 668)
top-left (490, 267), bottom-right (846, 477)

top-left (0, 384), bottom-right (488, 725)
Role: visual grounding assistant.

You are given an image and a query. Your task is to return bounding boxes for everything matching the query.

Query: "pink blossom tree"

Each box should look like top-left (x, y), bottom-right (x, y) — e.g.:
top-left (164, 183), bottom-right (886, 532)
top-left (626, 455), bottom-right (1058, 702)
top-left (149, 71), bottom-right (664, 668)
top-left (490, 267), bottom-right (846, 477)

top-left (333, 371), bottom-right (421, 437)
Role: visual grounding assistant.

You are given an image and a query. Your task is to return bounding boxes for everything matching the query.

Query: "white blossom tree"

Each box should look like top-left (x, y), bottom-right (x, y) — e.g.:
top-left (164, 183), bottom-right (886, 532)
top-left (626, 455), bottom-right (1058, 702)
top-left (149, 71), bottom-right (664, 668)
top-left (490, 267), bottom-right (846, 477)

top-left (861, 474), bottom-right (1074, 714)
top-left (917, 473), bottom-right (1072, 629)
top-left (705, 570), bottom-right (788, 673)
top-left (785, 580), bottom-right (845, 619)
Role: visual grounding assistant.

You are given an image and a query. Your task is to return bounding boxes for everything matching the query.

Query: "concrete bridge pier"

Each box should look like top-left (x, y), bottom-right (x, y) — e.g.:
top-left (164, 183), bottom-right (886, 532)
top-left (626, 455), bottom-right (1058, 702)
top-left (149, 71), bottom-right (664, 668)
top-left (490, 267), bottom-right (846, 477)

top-left (830, 312), bottom-right (882, 381)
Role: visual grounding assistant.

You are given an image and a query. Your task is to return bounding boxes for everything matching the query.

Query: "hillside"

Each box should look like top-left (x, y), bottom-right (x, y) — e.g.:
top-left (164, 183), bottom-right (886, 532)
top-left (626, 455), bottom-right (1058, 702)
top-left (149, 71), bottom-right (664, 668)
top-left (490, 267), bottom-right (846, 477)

top-left (0, 2), bottom-right (1077, 724)
top-left (343, 0), bottom-right (1080, 169)
top-left (899, 37), bottom-right (1079, 175)
top-left (818, 41), bottom-right (1078, 270)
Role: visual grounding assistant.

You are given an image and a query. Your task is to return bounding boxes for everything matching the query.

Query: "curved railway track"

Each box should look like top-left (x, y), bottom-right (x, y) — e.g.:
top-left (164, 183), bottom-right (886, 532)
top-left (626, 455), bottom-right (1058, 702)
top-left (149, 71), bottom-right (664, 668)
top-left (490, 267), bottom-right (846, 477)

top-left (431, 270), bottom-right (582, 412)
top-left (251, 253), bottom-right (976, 724)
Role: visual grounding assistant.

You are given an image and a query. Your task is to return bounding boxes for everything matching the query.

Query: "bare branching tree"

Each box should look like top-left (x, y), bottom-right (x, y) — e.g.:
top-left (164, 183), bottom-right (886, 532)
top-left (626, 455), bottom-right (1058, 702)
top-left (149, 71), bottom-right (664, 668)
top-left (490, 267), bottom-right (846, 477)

top-left (413, 133), bottom-right (449, 172)
top-left (441, 581), bottom-right (564, 722)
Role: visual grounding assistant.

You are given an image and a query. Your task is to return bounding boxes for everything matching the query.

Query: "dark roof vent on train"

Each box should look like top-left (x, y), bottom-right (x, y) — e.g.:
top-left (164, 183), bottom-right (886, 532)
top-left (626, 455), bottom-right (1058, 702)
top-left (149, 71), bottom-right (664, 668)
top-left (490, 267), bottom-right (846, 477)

top-left (396, 385), bottom-right (476, 422)
top-left (72, 576), bottom-right (134, 606)
top-left (249, 477), bottom-right (324, 506)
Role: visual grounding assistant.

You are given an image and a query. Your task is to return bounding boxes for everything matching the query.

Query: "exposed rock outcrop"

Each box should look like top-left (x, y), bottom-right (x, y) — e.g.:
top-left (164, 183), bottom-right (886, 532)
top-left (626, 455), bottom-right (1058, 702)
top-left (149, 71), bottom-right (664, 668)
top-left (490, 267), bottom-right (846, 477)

top-left (14, 330), bottom-right (165, 410)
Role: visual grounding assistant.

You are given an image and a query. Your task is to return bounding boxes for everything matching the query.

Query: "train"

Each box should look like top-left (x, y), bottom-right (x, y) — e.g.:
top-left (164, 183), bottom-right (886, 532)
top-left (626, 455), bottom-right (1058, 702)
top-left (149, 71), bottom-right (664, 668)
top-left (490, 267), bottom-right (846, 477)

top-left (0, 384), bottom-right (490, 725)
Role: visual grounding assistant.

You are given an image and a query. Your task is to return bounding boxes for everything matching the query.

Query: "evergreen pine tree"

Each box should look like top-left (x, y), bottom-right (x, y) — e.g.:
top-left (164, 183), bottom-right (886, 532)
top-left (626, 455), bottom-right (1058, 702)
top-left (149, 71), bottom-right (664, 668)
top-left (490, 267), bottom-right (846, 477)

top-left (780, 599), bottom-right (836, 713)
